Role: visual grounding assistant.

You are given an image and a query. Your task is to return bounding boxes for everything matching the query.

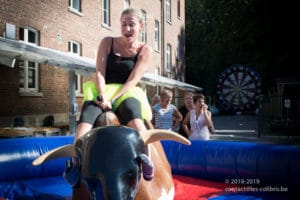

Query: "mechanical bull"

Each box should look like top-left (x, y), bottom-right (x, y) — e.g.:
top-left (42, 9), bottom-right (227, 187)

top-left (33, 112), bottom-right (190, 200)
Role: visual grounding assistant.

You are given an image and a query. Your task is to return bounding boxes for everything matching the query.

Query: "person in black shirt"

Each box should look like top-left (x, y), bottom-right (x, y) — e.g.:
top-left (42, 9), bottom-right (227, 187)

top-left (178, 91), bottom-right (194, 138)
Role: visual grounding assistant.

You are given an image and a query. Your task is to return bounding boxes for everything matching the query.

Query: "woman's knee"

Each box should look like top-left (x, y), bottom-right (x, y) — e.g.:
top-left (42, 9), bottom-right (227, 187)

top-left (75, 122), bottom-right (93, 141)
top-left (127, 118), bottom-right (147, 132)
top-left (117, 98), bottom-right (142, 124)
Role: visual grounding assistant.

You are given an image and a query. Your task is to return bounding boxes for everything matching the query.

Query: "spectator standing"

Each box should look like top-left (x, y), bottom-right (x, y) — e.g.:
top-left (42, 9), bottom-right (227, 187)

top-left (151, 95), bottom-right (161, 106)
top-left (152, 89), bottom-right (182, 131)
top-left (182, 94), bottom-right (215, 140)
top-left (150, 94), bottom-right (160, 126)
top-left (178, 91), bottom-right (194, 138)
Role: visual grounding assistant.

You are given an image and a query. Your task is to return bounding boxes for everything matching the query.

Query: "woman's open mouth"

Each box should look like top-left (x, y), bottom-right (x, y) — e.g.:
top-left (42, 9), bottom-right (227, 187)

top-left (125, 33), bottom-right (133, 38)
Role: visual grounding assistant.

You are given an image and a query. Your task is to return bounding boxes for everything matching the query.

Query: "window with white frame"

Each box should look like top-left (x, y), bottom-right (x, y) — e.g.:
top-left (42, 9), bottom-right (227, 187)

top-left (166, 0), bottom-right (171, 23)
top-left (154, 20), bottom-right (160, 51)
top-left (19, 27), bottom-right (39, 93)
top-left (124, 0), bottom-right (130, 9)
top-left (176, 35), bottom-right (181, 60)
top-left (141, 10), bottom-right (147, 43)
top-left (102, 0), bottom-right (110, 26)
top-left (69, 0), bottom-right (81, 12)
top-left (166, 44), bottom-right (172, 75)
top-left (68, 41), bottom-right (82, 94)
top-left (177, 0), bottom-right (180, 18)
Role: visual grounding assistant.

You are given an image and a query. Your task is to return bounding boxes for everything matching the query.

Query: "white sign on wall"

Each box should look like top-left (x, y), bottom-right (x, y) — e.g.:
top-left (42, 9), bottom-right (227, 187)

top-left (284, 99), bottom-right (291, 108)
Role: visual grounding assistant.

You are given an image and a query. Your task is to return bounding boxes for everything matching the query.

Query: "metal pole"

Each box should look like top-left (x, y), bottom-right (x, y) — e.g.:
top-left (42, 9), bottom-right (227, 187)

top-left (68, 71), bottom-right (78, 135)
top-left (258, 95), bottom-right (264, 137)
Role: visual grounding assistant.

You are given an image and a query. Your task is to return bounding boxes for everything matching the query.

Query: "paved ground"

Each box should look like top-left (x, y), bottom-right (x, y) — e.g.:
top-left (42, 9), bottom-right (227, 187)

top-left (210, 114), bottom-right (300, 145)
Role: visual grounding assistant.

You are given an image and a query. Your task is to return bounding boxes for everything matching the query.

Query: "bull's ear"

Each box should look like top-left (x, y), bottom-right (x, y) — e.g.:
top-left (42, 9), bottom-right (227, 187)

top-left (32, 144), bottom-right (76, 166)
top-left (140, 129), bottom-right (191, 145)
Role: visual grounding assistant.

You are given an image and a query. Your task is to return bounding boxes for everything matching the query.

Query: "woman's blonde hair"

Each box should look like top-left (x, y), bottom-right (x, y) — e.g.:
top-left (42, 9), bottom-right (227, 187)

top-left (160, 89), bottom-right (173, 99)
top-left (121, 8), bottom-right (144, 24)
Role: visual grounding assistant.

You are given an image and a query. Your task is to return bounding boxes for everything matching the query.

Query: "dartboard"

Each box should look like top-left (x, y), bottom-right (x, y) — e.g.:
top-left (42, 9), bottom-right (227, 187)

top-left (216, 64), bottom-right (261, 113)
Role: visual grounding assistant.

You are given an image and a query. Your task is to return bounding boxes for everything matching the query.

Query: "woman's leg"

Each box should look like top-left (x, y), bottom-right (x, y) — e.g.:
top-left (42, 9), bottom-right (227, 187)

top-left (116, 98), bottom-right (152, 158)
top-left (127, 118), bottom-right (147, 132)
top-left (75, 101), bottom-right (102, 142)
top-left (116, 97), bottom-right (152, 132)
top-left (127, 118), bottom-right (151, 161)
top-left (75, 122), bottom-right (93, 141)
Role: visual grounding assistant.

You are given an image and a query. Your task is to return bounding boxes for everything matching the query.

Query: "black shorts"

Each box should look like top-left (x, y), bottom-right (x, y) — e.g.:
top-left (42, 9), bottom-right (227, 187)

top-left (115, 97), bottom-right (142, 125)
top-left (78, 101), bottom-right (103, 125)
top-left (79, 97), bottom-right (142, 126)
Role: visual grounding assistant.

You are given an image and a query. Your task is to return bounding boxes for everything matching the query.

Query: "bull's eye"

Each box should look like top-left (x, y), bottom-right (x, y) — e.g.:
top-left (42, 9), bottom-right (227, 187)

top-left (128, 171), bottom-right (137, 187)
top-left (123, 169), bottom-right (138, 189)
top-left (119, 169), bottom-right (140, 199)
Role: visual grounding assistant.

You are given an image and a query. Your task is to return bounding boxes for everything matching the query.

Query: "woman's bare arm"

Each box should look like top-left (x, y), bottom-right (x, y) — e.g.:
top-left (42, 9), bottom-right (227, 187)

top-left (182, 112), bottom-right (191, 137)
top-left (95, 37), bottom-right (111, 108)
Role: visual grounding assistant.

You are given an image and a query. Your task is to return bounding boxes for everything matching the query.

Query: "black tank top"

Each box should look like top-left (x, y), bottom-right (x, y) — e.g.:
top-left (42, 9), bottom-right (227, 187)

top-left (105, 38), bottom-right (138, 84)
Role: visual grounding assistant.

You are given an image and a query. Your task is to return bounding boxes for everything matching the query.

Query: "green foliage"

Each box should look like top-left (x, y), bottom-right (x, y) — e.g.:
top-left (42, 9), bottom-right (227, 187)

top-left (185, 0), bottom-right (298, 95)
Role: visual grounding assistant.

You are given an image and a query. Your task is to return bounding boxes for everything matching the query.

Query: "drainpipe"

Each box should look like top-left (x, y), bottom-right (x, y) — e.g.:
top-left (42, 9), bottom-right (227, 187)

top-left (175, 88), bottom-right (179, 106)
top-left (68, 71), bottom-right (78, 135)
top-left (161, 0), bottom-right (165, 76)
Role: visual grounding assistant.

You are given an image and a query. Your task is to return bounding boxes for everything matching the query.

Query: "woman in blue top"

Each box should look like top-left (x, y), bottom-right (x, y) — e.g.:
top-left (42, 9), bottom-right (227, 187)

top-left (152, 89), bottom-right (183, 131)
top-left (75, 8), bottom-right (153, 141)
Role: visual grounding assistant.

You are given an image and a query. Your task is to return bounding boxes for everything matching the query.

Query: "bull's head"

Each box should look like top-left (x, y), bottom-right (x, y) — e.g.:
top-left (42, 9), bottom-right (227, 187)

top-left (33, 126), bottom-right (190, 200)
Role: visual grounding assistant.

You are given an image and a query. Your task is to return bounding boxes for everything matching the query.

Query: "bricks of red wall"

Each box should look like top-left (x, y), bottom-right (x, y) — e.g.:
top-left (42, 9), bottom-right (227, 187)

top-left (0, 0), bottom-right (185, 121)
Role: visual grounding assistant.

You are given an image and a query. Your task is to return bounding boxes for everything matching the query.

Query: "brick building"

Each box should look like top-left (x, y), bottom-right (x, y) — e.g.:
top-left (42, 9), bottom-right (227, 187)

top-left (0, 0), bottom-right (200, 128)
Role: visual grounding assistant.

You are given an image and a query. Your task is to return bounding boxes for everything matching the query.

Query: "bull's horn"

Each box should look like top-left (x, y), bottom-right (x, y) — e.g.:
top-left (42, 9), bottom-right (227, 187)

top-left (32, 144), bottom-right (76, 166)
top-left (140, 129), bottom-right (191, 145)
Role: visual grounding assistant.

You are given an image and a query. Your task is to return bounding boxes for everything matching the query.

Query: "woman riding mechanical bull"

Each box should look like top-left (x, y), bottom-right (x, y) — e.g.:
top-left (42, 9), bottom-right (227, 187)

top-left (33, 7), bottom-right (190, 200)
